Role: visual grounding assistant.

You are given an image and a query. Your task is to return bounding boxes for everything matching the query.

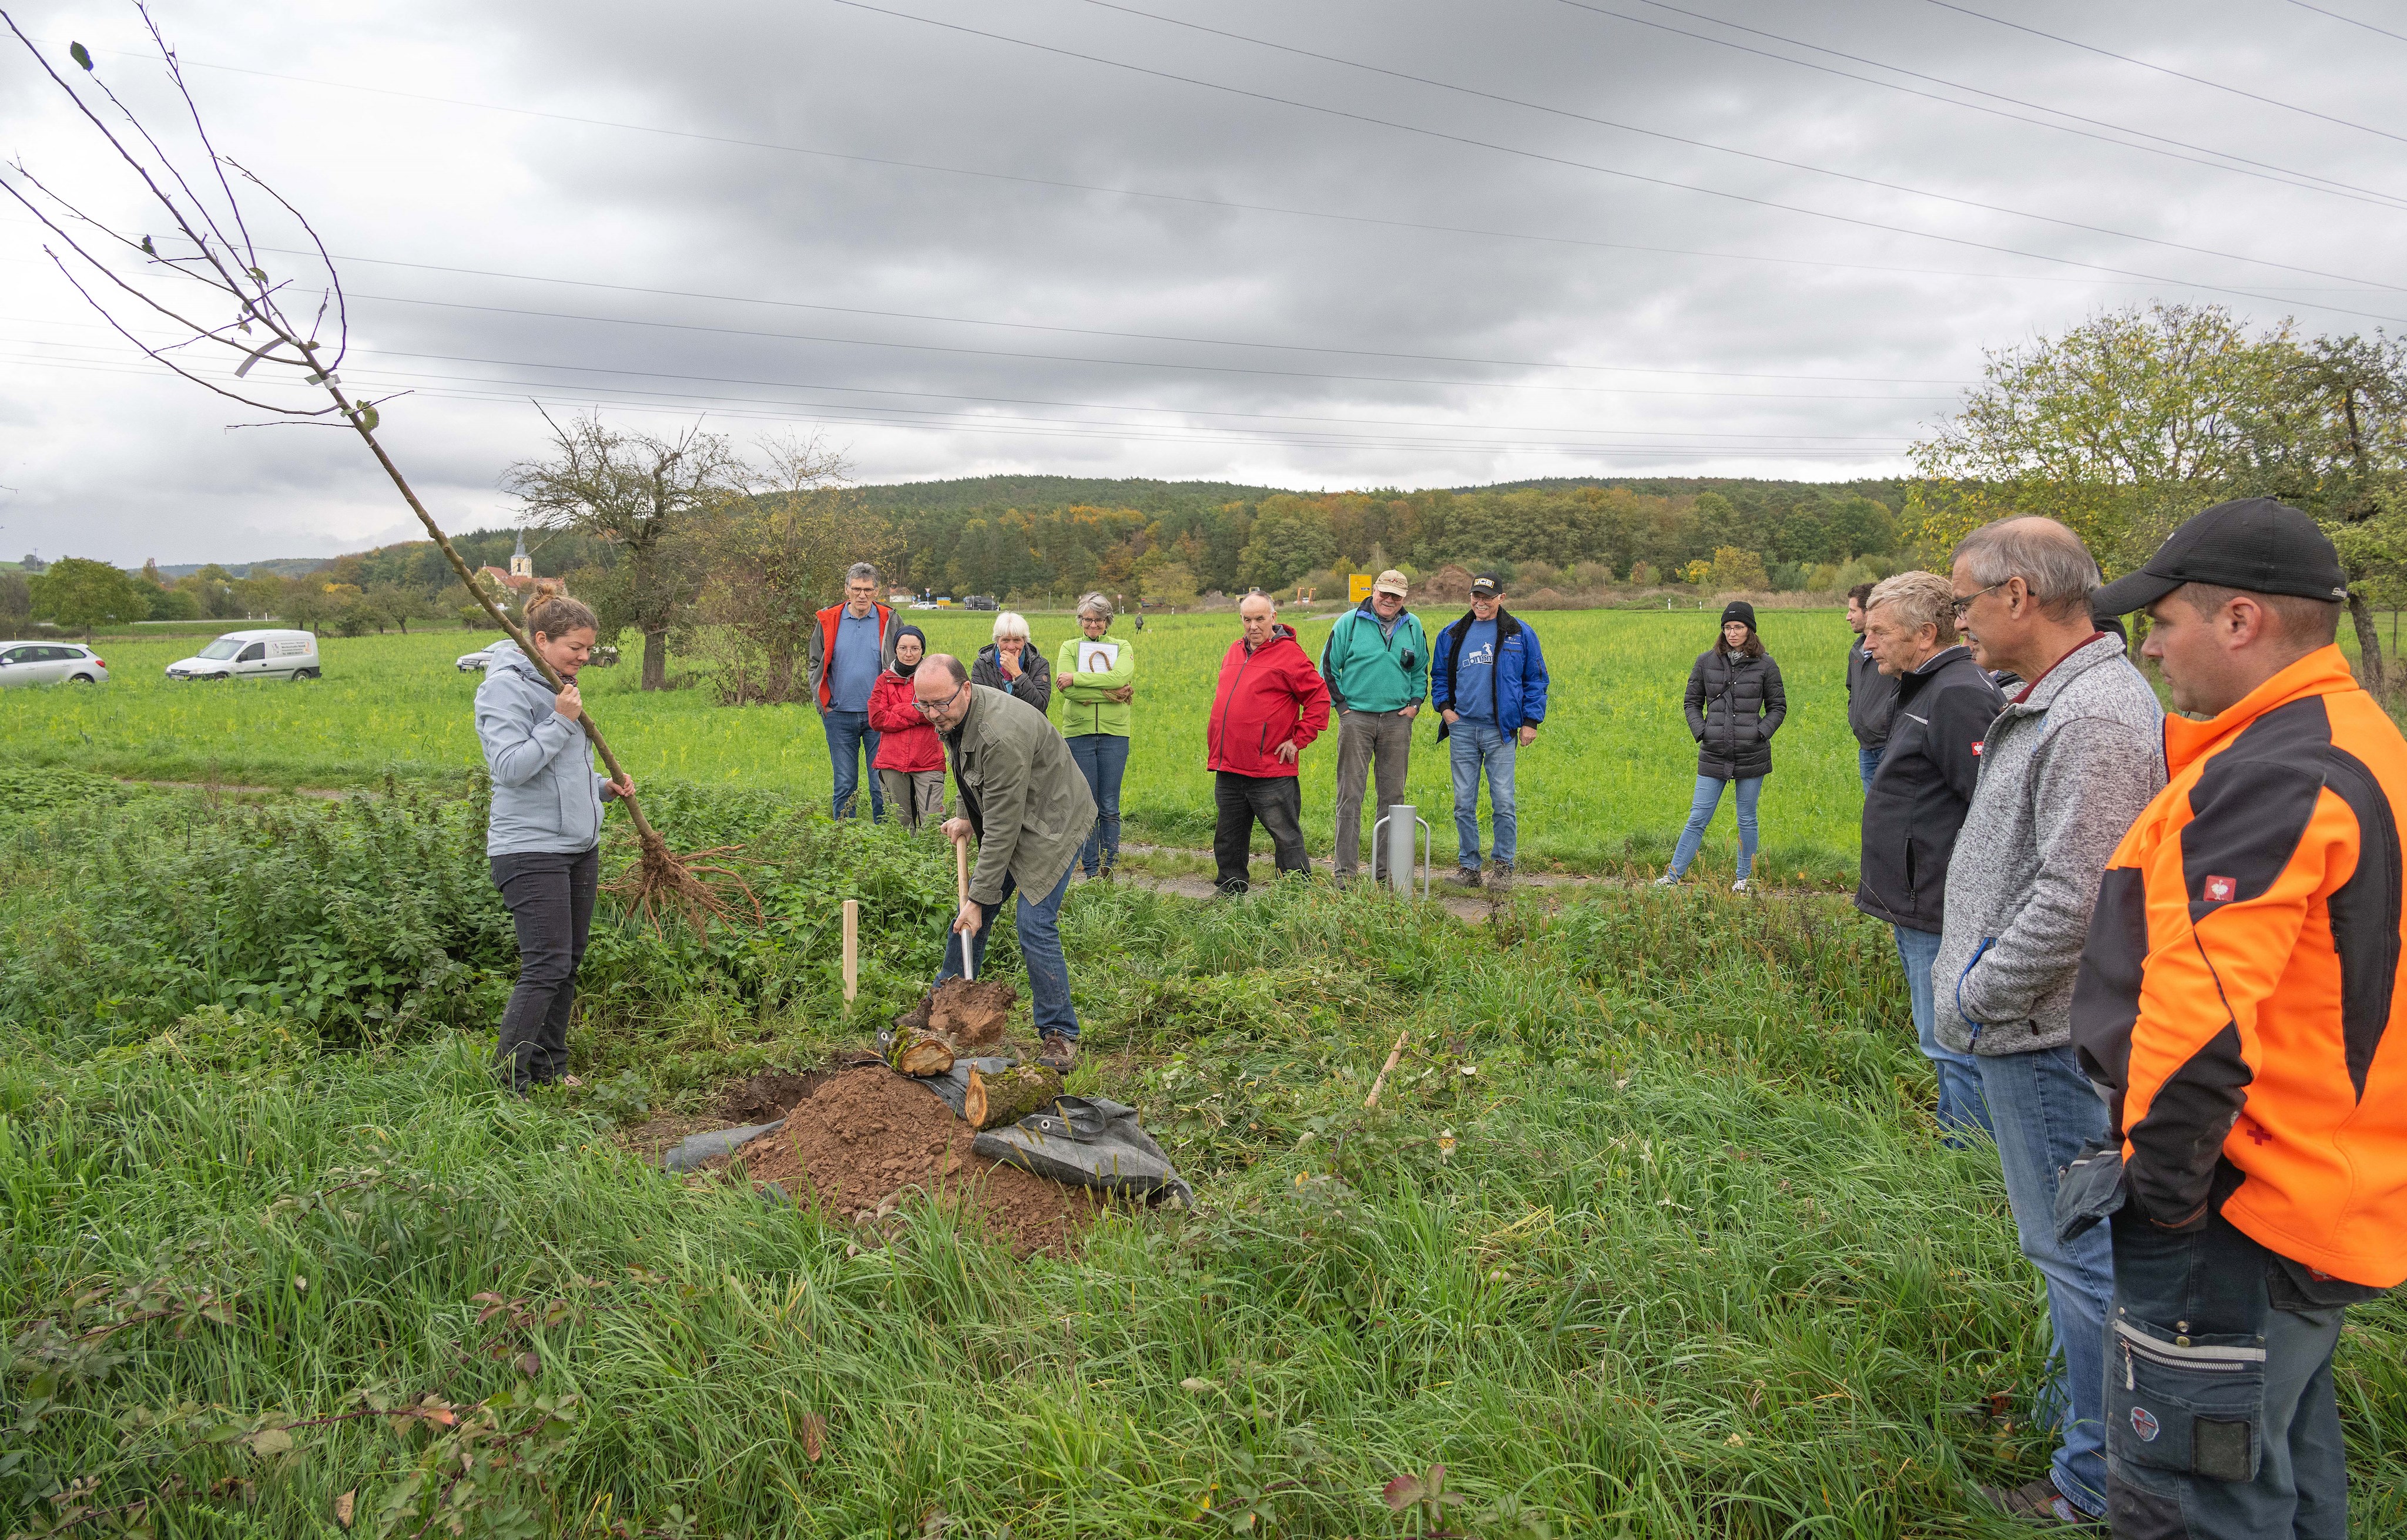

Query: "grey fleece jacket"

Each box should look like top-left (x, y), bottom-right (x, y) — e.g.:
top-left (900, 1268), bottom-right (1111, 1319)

top-left (1933, 633), bottom-right (2165, 1056)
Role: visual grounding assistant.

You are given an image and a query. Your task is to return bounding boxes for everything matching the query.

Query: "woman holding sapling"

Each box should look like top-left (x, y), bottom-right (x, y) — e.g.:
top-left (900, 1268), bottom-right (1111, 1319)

top-left (867, 623), bottom-right (948, 831)
top-left (1657, 600), bottom-right (1786, 892)
top-left (475, 595), bottom-right (633, 1093)
top-left (1054, 592), bottom-right (1137, 879)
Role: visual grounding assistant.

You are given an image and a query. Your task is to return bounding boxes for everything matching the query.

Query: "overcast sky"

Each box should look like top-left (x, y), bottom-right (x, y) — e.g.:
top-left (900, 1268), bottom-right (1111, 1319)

top-left (2, 0), bottom-right (2403, 565)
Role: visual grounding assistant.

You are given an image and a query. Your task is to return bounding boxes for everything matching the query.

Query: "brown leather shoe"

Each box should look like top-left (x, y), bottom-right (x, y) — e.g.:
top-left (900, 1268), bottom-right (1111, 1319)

top-left (1038, 1032), bottom-right (1078, 1072)
top-left (1980, 1478), bottom-right (2103, 1531)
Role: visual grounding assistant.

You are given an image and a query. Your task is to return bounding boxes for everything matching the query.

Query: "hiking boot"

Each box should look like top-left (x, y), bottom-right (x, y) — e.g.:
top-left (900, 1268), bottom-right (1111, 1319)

top-left (1038, 1032), bottom-right (1078, 1072)
top-left (1980, 1479), bottom-right (2103, 1531)
top-left (1451, 867), bottom-right (1483, 888)
top-left (1487, 860), bottom-right (1514, 887)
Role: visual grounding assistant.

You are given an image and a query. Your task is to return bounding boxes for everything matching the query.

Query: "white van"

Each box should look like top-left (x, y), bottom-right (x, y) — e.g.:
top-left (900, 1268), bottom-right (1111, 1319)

top-left (165, 629), bottom-right (321, 682)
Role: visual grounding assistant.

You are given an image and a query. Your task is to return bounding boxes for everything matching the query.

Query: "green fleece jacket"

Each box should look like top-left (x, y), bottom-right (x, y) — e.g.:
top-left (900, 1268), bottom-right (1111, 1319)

top-left (1319, 602), bottom-right (1429, 714)
top-left (947, 684), bottom-right (1097, 905)
top-left (1052, 635), bottom-right (1136, 739)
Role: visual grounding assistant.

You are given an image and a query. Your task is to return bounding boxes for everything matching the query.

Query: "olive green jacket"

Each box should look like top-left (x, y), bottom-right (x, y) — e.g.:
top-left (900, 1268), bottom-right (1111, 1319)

top-left (1052, 635), bottom-right (1136, 739)
top-left (947, 684), bottom-right (1097, 905)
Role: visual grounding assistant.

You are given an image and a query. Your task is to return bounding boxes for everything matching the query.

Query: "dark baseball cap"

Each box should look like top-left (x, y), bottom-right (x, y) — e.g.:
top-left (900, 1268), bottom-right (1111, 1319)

top-left (1470, 573), bottom-right (1503, 596)
top-left (2090, 498), bottom-right (2348, 616)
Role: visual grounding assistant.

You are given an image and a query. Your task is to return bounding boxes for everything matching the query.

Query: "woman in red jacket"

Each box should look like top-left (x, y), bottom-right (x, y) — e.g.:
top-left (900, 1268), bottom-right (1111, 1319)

top-left (867, 625), bottom-right (947, 831)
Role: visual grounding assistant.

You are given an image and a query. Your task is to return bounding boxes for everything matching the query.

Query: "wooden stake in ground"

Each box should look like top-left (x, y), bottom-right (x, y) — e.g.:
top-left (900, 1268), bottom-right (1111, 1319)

top-left (0, 13), bottom-right (753, 934)
top-left (842, 898), bottom-right (859, 1010)
top-left (1364, 1028), bottom-right (1412, 1109)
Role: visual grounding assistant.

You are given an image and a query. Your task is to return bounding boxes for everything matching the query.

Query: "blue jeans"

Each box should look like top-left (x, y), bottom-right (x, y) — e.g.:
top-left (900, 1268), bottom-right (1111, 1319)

top-left (1859, 744), bottom-right (1883, 791)
top-left (1976, 1045), bottom-right (2115, 1519)
top-left (823, 709), bottom-right (883, 821)
top-left (1447, 723), bottom-right (1517, 869)
top-left (934, 861), bottom-right (1078, 1039)
top-left (1066, 733), bottom-right (1129, 876)
top-left (1667, 774), bottom-right (1761, 878)
top-left (1890, 924), bottom-right (1992, 1143)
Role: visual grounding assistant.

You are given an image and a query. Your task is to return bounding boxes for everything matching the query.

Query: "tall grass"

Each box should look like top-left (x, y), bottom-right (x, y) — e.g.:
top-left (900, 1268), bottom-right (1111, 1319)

top-left (4, 784), bottom-right (2400, 1536)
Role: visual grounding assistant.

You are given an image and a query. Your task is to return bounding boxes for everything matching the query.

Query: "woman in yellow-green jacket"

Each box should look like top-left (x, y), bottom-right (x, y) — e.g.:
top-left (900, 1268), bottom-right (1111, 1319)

top-left (1054, 591), bottom-right (1136, 880)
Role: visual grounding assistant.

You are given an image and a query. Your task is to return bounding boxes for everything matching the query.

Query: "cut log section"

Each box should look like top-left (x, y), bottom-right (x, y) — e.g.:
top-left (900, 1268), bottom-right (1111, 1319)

top-left (968, 1063), bottom-right (1063, 1130)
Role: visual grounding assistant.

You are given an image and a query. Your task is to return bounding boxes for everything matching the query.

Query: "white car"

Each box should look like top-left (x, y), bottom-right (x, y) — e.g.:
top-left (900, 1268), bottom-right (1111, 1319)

top-left (0, 642), bottom-right (109, 686)
top-left (457, 638), bottom-right (511, 673)
top-left (165, 629), bottom-right (321, 682)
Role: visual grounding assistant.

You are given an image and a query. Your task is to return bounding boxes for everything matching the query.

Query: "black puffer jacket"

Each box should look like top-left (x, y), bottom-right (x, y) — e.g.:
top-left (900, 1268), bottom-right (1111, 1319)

top-left (971, 642), bottom-right (1052, 717)
top-left (1682, 647), bottom-right (1787, 780)
top-left (1853, 645), bottom-right (2003, 933)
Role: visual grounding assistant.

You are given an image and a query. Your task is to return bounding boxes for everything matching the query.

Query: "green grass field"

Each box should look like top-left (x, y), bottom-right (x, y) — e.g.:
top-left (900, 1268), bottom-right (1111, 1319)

top-left (0, 608), bottom-right (1865, 879)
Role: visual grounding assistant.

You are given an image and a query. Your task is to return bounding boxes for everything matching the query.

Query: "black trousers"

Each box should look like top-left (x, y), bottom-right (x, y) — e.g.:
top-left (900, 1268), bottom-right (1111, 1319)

top-left (490, 846), bottom-right (599, 1091)
top-left (1213, 771), bottom-right (1310, 892)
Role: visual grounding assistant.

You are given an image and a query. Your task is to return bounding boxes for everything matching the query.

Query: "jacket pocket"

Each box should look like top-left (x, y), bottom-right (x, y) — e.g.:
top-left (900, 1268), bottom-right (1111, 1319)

top-left (1955, 936), bottom-right (1996, 1036)
top-left (2053, 1141), bottom-right (2126, 1245)
top-left (2108, 1317), bottom-right (2266, 1484)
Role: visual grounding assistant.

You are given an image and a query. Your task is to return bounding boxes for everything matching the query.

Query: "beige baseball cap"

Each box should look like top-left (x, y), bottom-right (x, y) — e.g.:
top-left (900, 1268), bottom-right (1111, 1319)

top-left (1372, 569), bottom-right (1409, 596)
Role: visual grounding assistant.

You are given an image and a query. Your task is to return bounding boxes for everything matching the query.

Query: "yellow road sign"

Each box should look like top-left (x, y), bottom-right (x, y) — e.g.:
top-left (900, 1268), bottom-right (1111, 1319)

top-left (1349, 573), bottom-right (1373, 603)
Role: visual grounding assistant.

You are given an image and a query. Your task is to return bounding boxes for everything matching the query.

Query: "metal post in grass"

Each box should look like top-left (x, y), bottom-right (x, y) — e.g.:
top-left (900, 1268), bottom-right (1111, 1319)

top-left (0, 8), bottom-right (754, 932)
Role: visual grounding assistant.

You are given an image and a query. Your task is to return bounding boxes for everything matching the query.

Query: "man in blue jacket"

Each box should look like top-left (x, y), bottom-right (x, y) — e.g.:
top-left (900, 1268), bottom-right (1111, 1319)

top-left (1320, 569), bottom-right (1429, 885)
top-left (1430, 573), bottom-right (1549, 886)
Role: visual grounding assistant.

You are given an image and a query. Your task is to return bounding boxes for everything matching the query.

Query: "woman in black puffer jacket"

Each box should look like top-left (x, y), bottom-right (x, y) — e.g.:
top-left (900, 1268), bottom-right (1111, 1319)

top-left (1657, 600), bottom-right (1786, 891)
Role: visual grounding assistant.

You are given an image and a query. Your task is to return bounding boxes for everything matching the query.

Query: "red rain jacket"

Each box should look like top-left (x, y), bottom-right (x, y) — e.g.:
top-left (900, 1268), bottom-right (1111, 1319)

top-left (866, 669), bottom-right (945, 774)
top-left (1206, 625), bottom-right (1329, 779)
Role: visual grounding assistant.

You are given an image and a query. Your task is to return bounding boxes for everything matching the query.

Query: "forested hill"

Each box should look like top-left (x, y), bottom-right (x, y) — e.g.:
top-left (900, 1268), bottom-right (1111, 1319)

top-left (850, 475), bottom-right (1285, 516)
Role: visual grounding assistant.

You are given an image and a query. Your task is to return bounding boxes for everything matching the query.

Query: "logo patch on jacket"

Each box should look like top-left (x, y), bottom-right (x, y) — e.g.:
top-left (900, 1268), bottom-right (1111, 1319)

top-left (2203, 875), bottom-right (2237, 904)
top-left (1971, 741), bottom-right (1983, 756)
top-left (2130, 1405), bottom-right (2161, 1442)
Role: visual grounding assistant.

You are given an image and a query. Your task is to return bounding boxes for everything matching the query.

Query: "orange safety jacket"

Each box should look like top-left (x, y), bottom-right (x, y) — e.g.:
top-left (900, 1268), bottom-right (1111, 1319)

top-left (2071, 645), bottom-right (2407, 1287)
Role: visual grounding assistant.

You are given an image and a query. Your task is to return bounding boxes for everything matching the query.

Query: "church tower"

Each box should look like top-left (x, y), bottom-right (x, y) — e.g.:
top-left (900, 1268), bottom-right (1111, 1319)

top-left (509, 531), bottom-right (532, 581)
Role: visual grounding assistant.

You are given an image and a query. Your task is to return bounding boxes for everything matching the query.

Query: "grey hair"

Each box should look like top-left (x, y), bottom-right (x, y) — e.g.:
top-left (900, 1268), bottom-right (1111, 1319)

top-left (1238, 591), bottom-right (1277, 615)
top-left (1864, 571), bottom-right (1958, 645)
top-left (1076, 590), bottom-right (1113, 619)
top-left (844, 561), bottom-right (879, 585)
top-left (991, 609), bottom-right (1031, 642)
top-left (1950, 516), bottom-right (2100, 620)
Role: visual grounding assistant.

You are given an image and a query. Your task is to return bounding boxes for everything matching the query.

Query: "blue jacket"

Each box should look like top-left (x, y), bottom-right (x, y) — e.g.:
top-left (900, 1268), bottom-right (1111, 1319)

top-left (1430, 608), bottom-right (1549, 739)
top-left (475, 640), bottom-right (615, 856)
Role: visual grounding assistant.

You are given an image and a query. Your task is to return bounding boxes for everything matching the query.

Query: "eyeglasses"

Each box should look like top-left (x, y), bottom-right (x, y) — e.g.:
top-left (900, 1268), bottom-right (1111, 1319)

top-left (1950, 579), bottom-right (2012, 619)
top-left (914, 682), bottom-right (969, 717)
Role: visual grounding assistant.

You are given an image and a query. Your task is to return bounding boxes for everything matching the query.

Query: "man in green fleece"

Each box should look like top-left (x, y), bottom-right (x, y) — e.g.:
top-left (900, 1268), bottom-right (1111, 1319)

top-left (1320, 569), bottom-right (1429, 884)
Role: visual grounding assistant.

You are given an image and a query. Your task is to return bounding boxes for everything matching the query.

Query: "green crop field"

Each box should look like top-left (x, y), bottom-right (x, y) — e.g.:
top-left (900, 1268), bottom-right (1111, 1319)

top-left (0, 608), bottom-right (1865, 879)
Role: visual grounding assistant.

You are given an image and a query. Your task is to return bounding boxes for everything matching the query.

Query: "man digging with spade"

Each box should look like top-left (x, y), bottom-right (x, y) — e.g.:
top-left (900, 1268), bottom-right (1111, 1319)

top-left (916, 653), bottom-right (1095, 1072)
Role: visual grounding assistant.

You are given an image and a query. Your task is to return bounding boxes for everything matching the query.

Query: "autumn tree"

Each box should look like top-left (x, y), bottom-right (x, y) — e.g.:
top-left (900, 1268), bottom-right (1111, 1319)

top-left (506, 412), bottom-right (744, 690)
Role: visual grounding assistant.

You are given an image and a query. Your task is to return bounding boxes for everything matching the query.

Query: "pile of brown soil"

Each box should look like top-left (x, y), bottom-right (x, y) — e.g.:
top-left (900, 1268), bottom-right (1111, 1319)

top-left (731, 1066), bottom-right (1106, 1256)
top-left (719, 1069), bottom-right (824, 1125)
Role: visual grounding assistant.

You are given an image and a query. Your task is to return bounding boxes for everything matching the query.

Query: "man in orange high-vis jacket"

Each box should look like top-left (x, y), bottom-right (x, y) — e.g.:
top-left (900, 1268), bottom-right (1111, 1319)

top-left (2070, 499), bottom-right (2403, 1539)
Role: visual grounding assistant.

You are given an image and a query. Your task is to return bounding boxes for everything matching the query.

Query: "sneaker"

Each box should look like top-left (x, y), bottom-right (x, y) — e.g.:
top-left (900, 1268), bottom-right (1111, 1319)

top-left (1652, 873), bottom-right (1681, 887)
top-left (1980, 1478), bottom-right (2103, 1531)
top-left (1731, 878), bottom-right (1752, 893)
top-left (1452, 867), bottom-right (1484, 888)
top-left (561, 1074), bottom-right (584, 1089)
top-left (1038, 1032), bottom-right (1078, 1072)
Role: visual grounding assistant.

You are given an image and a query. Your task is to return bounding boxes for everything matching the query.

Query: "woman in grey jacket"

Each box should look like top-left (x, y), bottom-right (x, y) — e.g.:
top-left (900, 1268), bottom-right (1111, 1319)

top-left (475, 595), bottom-right (632, 1092)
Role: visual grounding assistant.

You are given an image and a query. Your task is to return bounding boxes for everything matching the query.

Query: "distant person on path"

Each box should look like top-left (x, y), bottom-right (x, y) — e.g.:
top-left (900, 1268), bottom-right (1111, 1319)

top-left (972, 610), bottom-right (1053, 716)
top-left (2073, 499), bottom-right (2407, 1539)
top-left (1852, 572), bottom-right (2001, 1143)
top-left (1321, 569), bottom-right (1428, 885)
top-left (1657, 600), bottom-right (1785, 892)
top-left (1054, 592), bottom-right (1137, 880)
top-left (1206, 593), bottom-right (1330, 893)
top-left (918, 653), bottom-right (1095, 1072)
top-left (474, 595), bottom-right (633, 1094)
top-left (867, 623), bottom-right (946, 831)
top-left (1935, 516), bottom-right (2164, 1529)
top-left (1431, 573), bottom-right (1548, 887)
top-left (1846, 580), bottom-right (1899, 790)
top-left (804, 562), bottom-right (897, 821)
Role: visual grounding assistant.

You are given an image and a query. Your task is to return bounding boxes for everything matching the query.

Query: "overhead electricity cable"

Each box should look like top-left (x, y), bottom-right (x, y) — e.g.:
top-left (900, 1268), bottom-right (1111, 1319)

top-left (1071, 0), bottom-right (2407, 263)
top-left (1926, 0), bottom-right (2407, 147)
top-left (2287, 1), bottom-right (2407, 45)
top-left (820, 0), bottom-right (2407, 320)
top-left (1554, 0), bottom-right (2407, 209)
top-left (25, 49), bottom-right (2375, 298)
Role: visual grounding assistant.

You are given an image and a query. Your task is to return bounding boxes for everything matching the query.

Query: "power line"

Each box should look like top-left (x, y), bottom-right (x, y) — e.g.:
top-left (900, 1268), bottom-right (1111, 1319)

top-left (24, 48), bottom-right (2385, 303)
top-left (820, 0), bottom-right (2407, 321)
top-left (1926, 1), bottom-right (2407, 147)
top-left (1072, 0), bottom-right (2407, 276)
top-left (2287, 1), bottom-right (2407, 46)
top-left (1560, 0), bottom-right (2407, 210)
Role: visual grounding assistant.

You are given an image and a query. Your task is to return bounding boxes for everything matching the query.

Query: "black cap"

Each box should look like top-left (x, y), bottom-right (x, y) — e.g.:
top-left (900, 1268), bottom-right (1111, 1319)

top-left (1720, 599), bottom-right (1756, 629)
top-left (2091, 498), bottom-right (2348, 616)
top-left (1470, 573), bottom-right (1503, 597)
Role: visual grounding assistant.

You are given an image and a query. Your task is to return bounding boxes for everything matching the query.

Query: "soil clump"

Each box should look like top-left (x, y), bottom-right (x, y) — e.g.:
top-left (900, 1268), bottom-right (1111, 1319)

top-left (732, 1066), bottom-right (1104, 1256)
top-left (719, 1068), bottom-right (824, 1125)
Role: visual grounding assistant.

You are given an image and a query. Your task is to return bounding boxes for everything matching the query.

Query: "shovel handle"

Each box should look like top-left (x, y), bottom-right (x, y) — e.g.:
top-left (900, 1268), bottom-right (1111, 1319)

top-left (954, 834), bottom-right (975, 983)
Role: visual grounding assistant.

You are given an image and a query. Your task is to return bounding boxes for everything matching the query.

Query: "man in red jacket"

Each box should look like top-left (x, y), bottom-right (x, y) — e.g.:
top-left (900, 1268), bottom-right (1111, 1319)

top-left (1206, 593), bottom-right (1330, 893)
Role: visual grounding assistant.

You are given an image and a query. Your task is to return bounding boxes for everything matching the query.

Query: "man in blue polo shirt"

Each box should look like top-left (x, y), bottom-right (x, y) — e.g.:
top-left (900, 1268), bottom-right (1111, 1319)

top-left (1430, 573), bottom-right (1549, 886)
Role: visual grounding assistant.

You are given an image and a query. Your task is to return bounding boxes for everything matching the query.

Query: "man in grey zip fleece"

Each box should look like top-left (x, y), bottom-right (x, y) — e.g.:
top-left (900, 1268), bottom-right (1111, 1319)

top-left (1937, 516), bottom-right (2165, 1531)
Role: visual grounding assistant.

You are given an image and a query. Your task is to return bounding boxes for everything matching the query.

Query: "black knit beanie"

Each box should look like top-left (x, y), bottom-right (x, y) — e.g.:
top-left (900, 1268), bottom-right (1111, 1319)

top-left (1719, 600), bottom-right (1756, 630)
